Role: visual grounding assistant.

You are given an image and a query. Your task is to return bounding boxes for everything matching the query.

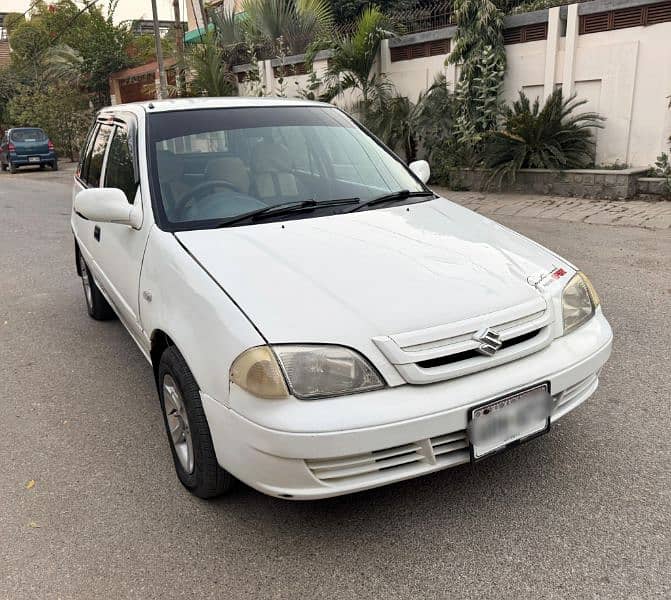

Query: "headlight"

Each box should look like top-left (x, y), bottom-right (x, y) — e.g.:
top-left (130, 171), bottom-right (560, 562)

top-left (562, 272), bottom-right (600, 335)
top-left (230, 345), bottom-right (385, 400)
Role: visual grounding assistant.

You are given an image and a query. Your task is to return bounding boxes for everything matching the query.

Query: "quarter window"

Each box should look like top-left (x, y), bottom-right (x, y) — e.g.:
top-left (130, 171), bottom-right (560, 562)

top-left (105, 126), bottom-right (138, 203)
top-left (87, 124), bottom-right (113, 188)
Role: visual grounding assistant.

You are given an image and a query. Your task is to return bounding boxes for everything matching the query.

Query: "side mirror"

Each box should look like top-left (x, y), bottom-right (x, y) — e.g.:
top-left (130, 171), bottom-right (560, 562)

top-left (409, 160), bottom-right (430, 184)
top-left (74, 188), bottom-right (141, 228)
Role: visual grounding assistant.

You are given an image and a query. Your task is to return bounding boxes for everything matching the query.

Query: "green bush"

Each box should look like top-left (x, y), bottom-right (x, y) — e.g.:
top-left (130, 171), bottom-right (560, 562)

top-left (483, 88), bottom-right (605, 187)
top-left (7, 84), bottom-right (92, 161)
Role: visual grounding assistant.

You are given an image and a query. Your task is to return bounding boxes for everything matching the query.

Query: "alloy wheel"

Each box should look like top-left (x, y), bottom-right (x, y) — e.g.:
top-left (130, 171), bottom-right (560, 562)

top-left (163, 374), bottom-right (195, 474)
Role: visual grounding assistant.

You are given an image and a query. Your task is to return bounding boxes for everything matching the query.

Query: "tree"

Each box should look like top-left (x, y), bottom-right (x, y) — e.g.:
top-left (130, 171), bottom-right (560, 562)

top-left (8, 0), bottom-right (134, 107)
top-left (320, 6), bottom-right (394, 120)
top-left (229, 0), bottom-right (334, 55)
top-left (7, 83), bottom-right (93, 160)
top-left (448, 0), bottom-right (506, 153)
top-left (183, 32), bottom-right (238, 97)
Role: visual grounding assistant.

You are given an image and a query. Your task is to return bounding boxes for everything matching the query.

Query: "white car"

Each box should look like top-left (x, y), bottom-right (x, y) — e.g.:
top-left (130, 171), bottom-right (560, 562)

top-left (71, 98), bottom-right (612, 500)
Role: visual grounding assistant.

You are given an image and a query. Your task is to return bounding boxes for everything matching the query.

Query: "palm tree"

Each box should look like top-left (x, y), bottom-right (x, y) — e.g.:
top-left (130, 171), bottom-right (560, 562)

top-left (320, 6), bottom-right (394, 119)
top-left (185, 32), bottom-right (238, 97)
top-left (44, 44), bottom-right (84, 87)
top-left (216, 0), bottom-right (333, 56)
top-left (483, 89), bottom-right (605, 186)
top-left (366, 95), bottom-right (418, 162)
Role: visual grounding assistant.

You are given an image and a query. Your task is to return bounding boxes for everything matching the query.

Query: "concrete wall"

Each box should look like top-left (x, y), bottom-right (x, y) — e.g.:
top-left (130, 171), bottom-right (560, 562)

top-left (248, 0), bottom-right (671, 167)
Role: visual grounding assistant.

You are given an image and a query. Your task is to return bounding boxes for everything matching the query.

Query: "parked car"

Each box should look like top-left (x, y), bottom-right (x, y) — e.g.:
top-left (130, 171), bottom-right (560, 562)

top-left (1, 127), bottom-right (58, 173)
top-left (71, 98), bottom-right (612, 500)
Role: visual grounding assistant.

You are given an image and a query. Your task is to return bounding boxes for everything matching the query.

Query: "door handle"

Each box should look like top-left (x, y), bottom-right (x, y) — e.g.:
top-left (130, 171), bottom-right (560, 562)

top-left (94, 225), bottom-right (101, 242)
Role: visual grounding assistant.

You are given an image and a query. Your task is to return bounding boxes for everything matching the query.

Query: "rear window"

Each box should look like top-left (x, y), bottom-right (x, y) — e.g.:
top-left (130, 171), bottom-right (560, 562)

top-left (11, 129), bottom-right (47, 142)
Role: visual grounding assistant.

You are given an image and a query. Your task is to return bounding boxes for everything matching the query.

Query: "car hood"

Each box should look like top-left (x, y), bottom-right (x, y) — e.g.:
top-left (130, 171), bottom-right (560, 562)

top-left (175, 197), bottom-right (566, 345)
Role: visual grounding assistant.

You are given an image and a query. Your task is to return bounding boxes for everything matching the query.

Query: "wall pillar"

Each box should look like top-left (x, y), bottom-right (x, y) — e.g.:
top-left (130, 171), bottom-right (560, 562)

top-left (380, 39), bottom-right (391, 74)
top-left (543, 6), bottom-right (561, 101)
top-left (109, 77), bottom-right (121, 105)
top-left (562, 3), bottom-right (579, 97)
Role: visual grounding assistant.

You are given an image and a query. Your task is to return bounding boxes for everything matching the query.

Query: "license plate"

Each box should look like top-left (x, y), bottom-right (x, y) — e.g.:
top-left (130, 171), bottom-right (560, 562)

top-left (469, 384), bottom-right (552, 459)
top-left (28, 156), bottom-right (40, 163)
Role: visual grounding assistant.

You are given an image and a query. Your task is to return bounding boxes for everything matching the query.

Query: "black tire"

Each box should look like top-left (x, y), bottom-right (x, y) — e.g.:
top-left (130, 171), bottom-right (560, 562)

top-left (77, 250), bottom-right (116, 321)
top-left (39, 164), bottom-right (45, 170)
top-left (158, 346), bottom-right (234, 499)
top-left (9, 162), bottom-right (17, 174)
top-left (0, 161), bottom-right (6, 172)
top-left (52, 160), bottom-right (59, 171)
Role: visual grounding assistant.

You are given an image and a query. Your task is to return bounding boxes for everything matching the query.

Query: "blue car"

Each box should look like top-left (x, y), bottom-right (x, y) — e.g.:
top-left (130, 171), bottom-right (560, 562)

top-left (0, 127), bottom-right (58, 173)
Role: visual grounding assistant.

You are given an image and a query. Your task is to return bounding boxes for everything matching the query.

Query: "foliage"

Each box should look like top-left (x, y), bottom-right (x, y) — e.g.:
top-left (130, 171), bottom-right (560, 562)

top-left (182, 32), bottom-right (238, 97)
top-left (243, 0), bottom-right (333, 55)
top-left (0, 68), bottom-right (21, 129)
top-left (363, 75), bottom-right (464, 174)
top-left (448, 0), bottom-right (506, 152)
top-left (327, 0), bottom-right (419, 23)
top-left (483, 89), bottom-right (605, 187)
top-left (8, 0), bottom-right (134, 108)
top-left (44, 44), bottom-right (85, 87)
top-left (7, 83), bottom-right (92, 160)
top-left (125, 32), bottom-right (175, 64)
top-left (509, 0), bottom-right (573, 15)
top-left (366, 95), bottom-right (419, 162)
top-left (319, 6), bottom-right (394, 120)
top-left (651, 153), bottom-right (671, 197)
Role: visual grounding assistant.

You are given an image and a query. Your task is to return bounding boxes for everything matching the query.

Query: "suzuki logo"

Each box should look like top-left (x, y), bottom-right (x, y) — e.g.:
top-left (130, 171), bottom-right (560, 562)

top-left (473, 327), bottom-right (503, 357)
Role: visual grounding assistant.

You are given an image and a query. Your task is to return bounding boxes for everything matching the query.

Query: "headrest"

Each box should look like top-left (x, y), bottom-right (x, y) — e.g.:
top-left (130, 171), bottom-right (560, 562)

top-left (251, 142), bottom-right (292, 172)
top-left (156, 150), bottom-right (184, 183)
top-left (205, 157), bottom-right (250, 193)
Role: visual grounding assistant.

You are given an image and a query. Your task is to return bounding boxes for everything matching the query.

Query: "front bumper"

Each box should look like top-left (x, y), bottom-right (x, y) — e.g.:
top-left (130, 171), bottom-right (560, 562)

top-left (202, 312), bottom-right (612, 499)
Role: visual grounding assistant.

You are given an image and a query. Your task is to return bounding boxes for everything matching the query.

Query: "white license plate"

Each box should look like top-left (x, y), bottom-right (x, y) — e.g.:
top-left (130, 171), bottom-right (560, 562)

top-left (28, 156), bottom-right (40, 163)
top-left (469, 384), bottom-right (552, 459)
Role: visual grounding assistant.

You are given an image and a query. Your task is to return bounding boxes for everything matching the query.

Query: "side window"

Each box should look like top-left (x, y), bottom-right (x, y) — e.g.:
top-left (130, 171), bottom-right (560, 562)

top-left (79, 123), bottom-right (99, 184)
top-left (104, 125), bottom-right (138, 203)
top-left (87, 124), bottom-right (113, 188)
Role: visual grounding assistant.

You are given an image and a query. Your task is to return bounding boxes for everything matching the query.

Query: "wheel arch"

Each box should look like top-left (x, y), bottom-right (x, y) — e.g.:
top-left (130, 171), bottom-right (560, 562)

top-left (150, 329), bottom-right (175, 386)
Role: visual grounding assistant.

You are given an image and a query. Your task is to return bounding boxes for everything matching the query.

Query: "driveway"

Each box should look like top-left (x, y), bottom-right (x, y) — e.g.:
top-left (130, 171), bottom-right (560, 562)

top-left (1, 168), bottom-right (669, 599)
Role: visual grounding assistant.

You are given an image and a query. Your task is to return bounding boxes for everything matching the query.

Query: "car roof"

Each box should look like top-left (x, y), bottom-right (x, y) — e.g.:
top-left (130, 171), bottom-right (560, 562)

top-left (102, 96), bottom-right (330, 116)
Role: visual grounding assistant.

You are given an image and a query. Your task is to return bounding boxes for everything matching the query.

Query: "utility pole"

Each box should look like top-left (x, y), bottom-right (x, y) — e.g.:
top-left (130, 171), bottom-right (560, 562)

top-left (151, 0), bottom-right (168, 100)
top-left (173, 0), bottom-right (185, 97)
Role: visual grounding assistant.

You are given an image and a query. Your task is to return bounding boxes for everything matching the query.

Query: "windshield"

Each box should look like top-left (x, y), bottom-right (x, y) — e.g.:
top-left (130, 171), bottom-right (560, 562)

top-left (11, 128), bottom-right (47, 142)
top-left (146, 106), bottom-right (425, 229)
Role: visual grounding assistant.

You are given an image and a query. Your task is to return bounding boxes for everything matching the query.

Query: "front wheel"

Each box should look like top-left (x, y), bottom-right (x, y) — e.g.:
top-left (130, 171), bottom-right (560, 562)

top-left (158, 346), bottom-right (234, 499)
top-left (0, 161), bottom-right (6, 172)
top-left (78, 251), bottom-right (115, 320)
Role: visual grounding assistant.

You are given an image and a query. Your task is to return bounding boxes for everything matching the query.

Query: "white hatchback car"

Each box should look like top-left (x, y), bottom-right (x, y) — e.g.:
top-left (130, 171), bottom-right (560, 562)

top-left (71, 98), bottom-right (612, 500)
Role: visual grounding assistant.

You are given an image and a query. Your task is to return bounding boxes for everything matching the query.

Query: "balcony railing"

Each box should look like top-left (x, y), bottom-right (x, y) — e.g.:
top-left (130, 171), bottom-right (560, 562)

top-left (388, 1), bottom-right (455, 34)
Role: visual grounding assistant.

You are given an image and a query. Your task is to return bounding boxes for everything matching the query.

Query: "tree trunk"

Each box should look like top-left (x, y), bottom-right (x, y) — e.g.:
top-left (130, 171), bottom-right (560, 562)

top-left (173, 0), bottom-right (185, 96)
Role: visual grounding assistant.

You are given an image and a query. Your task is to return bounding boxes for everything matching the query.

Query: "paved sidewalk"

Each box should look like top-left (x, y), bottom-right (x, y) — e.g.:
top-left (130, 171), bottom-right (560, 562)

top-left (432, 187), bottom-right (671, 230)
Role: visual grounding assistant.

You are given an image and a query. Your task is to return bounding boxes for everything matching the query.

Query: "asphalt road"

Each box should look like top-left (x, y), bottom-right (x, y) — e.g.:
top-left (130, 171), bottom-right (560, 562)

top-left (1, 166), bottom-right (669, 600)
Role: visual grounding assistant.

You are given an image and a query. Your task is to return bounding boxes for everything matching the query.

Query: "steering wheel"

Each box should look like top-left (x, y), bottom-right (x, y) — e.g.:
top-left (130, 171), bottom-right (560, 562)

top-left (176, 179), bottom-right (240, 218)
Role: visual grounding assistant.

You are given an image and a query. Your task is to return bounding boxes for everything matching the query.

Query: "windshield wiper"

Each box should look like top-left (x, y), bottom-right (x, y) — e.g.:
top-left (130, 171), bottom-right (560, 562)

top-left (215, 197), bottom-right (360, 228)
top-left (346, 190), bottom-right (435, 213)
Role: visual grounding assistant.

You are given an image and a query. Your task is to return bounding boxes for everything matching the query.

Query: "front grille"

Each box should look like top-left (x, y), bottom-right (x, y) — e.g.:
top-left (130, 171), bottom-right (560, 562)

top-left (373, 298), bottom-right (554, 384)
top-left (306, 430), bottom-right (469, 483)
top-left (417, 328), bottom-right (542, 369)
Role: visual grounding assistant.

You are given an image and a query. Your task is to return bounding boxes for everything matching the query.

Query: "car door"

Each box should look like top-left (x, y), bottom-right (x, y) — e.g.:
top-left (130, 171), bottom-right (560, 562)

top-left (73, 114), bottom-right (149, 348)
top-left (93, 116), bottom-right (150, 346)
top-left (73, 119), bottom-right (113, 282)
